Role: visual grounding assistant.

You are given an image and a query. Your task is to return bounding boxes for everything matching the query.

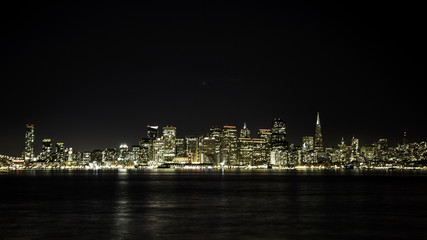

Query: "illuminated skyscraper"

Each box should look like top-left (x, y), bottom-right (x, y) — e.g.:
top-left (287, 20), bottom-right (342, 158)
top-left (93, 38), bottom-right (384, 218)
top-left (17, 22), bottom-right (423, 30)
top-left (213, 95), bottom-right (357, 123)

top-left (147, 125), bottom-right (158, 141)
top-left (302, 136), bottom-right (314, 151)
top-left (118, 143), bottom-right (129, 162)
top-left (24, 124), bottom-right (35, 161)
top-left (220, 126), bottom-right (238, 165)
top-left (240, 123), bottom-right (251, 138)
top-left (55, 142), bottom-right (66, 162)
top-left (314, 112), bottom-right (323, 150)
top-left (163, 126), bottom-right (176, 162)
top-left (271, 118), bottom-right (287, 148)
top-left (40, 139), bottom-right (53, 161)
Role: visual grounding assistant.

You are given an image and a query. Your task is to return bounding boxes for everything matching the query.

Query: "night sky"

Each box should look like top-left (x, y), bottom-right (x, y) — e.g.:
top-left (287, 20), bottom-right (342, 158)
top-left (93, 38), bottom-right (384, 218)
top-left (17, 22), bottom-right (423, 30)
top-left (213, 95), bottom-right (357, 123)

top-left (1, 1), bottom-right (424, 156)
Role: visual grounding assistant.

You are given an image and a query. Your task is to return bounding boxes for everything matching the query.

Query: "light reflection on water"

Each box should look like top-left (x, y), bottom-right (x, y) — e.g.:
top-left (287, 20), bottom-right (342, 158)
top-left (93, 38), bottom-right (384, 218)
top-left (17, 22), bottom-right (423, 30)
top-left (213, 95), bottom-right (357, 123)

top-left (1, 169), bottom-right (427, 239)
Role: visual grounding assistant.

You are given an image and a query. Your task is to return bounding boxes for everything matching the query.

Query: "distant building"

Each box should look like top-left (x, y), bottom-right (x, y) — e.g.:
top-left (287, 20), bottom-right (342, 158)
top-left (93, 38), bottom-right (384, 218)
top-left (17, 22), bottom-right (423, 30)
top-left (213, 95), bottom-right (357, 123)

top-left (314, 112), bottom-right (323, 150)
top-left (40, 139), bottom-right (53, 161)
top-left (130, 145), bottom-right (141, 163)
top-left (258, 129), bottom-right (272, 143)
top-left (118, 143), bottom-right (129, 162)
top-left (220, 126), bottom-right (238, 165)
top-left (153, 138), bottom-right (165, 164)
top-left (162, 126), bottom-right (176, 162)
top-left (24, 124), bottom-right (35, 161)
top-left (240, 123), bottom-right (251, 138)
top-left (302, 136), bottom-right (314, 151)
top-left (271, 118), bottom-right (287, 148)
top-left (91, 149), bottom-right (102, 164)
top-left (147, 125), bottom-right (158, 141)
top-left (175, 138), bottom-right (186, 157)
top-left (55, 142), bottom-right (66, 162)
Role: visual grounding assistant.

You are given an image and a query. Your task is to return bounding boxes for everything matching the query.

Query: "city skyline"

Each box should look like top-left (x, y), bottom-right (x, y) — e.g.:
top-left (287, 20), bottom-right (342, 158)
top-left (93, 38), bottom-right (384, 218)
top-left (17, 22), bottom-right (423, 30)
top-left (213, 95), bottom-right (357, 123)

top-left (2, 111), bottom-right (424, 171)
top-left (1, 1), bottom-right (424, 156)
top-left (0, 112), bottom-right (421, 157)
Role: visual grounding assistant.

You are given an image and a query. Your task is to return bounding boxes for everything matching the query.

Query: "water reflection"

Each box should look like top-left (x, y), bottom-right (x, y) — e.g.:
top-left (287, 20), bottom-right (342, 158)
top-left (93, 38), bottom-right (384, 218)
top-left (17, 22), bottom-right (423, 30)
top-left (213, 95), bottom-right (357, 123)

top-left (1, 170), bottom-right (427, 239)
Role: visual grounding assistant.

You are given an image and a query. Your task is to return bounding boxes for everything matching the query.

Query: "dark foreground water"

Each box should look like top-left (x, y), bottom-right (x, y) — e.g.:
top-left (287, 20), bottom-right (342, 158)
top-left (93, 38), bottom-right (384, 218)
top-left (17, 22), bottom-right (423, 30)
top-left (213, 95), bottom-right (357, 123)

top-left (1, 169), bottom-right (427, 240)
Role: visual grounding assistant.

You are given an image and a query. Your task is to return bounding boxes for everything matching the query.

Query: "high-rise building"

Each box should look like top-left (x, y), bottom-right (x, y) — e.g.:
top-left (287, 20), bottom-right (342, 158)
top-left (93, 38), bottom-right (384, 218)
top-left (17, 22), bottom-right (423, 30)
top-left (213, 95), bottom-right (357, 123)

top-left (240, 123), bottom-right (251, 138)
top-left (130, 145), bottom-right (141, 163)
top-left (220, 126), bottom-right (238, 165)
top-left (82, 151), bottom-right (91, 165)
top-left (163, 126), bottom-right (176, 162)
top-left (147, 125), bottom-right (158, 141)
top-left (55, 142), bottom-right (66, 162)
top-left (118, 143), bottom-right (129, 162)
top-left (271, 118), bottom-right (287, 148)
top-left (351, 137), bottom-right (359, 161)
top-left (24, 124), bottom-right (35, 161)
top-left (153, 138), bottom-right (165, 164)
top-left (258, 129), bottom-right (272, 143)
top-left (175, 138), bottom-right (186, 157)
top-left (302, 136), bottom-right (314, 151)
top-left (209, 126), bottom-right (222, 164)
top-left (40, 139), bottom-right (53, 161)
top-left (200, 137), bottom-right (216, 164)
top-left (185, 136), bottom-right (198, 157)
top-left (314, 112), bottom-right (323, 150)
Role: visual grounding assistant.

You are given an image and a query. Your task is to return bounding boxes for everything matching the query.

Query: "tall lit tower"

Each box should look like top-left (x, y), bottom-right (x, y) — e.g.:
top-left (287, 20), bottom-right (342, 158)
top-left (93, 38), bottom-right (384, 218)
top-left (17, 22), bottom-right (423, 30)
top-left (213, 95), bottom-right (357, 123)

top-left (314, 112), bottom-right (323, 150)
top-left (271, 118), bottom-right (287, 148)
top-left (240, 123), bottom-right (251, 138)
top-left (147, 125), bottom-right (158, 141)
top-left (24, 124), bottom-right (35, 161)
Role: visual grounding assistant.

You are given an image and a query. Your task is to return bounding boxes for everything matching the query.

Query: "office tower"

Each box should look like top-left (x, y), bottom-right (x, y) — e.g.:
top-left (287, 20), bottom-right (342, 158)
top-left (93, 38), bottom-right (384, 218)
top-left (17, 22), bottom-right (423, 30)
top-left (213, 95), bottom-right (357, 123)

top-left (351, 137), bottom-right (359, 161)
top-left (200, 137), bottom-right (216, 163)
top-left (240, 123), bottom-right (251, 138)
top-left (24, 124), bottom-right (35, 161)
top-left (209, 126), bottom-right (222, 163)
top-left (40, 139), bottom-right (53, 161)
top-left (163, 126), bottom-right (176, 162)
top-left (153, 139), bottom-right (165, 164)
top-left (209, 126), bottom-right (221, 138)
top-left (271, 118), bottom-right (287, 148)
top-left (82, 151), bottom-right (91, 164)
top-left (55, 142), bottom-right (66, 162)
top-left (220, 126), bottom-right (238, 165)
top-left (185, 136), bottom-right (198, 156)
top-left (302, 136), bottom-right (314, 151)
top-left (314, 112), bottom-right (323, 150)
top-left (118, 143), bottom-right (129, 162)
top-left (67, 148), bottom-right (74, 162)
top-left (130, 145), bottom-right (141, 163)
top-left (175, 138), bottom-right (186, 157)
top-left (258, 129), bottom-right (272, 143)
top-left (147, 125), bottom-right (158, 141)
top-left (91, 149), bottom-right (103, 164)
top-left (102, 148), bottom-right (117, 163)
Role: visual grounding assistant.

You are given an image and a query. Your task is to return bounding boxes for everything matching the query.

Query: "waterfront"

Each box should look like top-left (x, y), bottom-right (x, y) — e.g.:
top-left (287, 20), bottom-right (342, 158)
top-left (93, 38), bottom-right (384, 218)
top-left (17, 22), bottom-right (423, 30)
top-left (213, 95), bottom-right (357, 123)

top-left (1, 169), bottom-right (427, 239)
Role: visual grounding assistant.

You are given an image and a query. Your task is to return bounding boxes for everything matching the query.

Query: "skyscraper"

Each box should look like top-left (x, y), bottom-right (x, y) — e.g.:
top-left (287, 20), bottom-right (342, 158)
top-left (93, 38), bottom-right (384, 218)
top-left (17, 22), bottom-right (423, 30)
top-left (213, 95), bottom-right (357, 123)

top-left (147, 125), bottom-right (158, 141)
top-left (163, 126), bottom-right (177, 162)
top-left (314, 112), bottom-right (323, 150)
top-left (55, 142), bottom-right (65, 162)
top-left (271, 118), bottom-right (287, 148)
top-left (24, 124), bottom-right (35, 161)
top-left (240, 123), bottom-right (251, 138)
top-left (40, 139), bottom-right (53, 161)
top-left (220, 126), bottom-right (238, 165)
top-left (302, 136), bottom-right (314, 151)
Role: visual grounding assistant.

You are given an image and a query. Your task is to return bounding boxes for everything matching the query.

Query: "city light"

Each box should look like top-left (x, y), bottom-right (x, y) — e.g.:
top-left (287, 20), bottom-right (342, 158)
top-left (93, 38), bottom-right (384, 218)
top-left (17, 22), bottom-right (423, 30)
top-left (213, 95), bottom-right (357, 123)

top-left (2, 113), bottom-right (426, 170)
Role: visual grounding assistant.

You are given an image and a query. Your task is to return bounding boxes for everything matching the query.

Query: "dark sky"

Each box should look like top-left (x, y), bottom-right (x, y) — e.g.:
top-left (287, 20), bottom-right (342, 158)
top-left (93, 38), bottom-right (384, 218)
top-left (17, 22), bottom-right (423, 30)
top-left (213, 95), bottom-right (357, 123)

top-left (1, 1), bottom-right (425, 156)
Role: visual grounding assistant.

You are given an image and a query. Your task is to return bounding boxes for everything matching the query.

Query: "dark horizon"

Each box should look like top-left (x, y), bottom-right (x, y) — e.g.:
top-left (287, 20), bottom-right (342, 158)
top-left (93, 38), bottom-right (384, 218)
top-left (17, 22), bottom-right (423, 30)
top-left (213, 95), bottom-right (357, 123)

top-left (1, 1), bottom-right (425, 156)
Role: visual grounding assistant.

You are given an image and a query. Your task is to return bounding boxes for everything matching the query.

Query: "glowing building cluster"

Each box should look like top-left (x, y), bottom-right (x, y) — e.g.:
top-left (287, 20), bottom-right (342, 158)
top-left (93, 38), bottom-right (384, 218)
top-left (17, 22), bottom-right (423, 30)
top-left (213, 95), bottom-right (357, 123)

top-left (2, 112), bottom-right (427, 170)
